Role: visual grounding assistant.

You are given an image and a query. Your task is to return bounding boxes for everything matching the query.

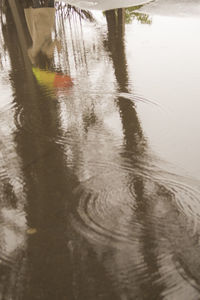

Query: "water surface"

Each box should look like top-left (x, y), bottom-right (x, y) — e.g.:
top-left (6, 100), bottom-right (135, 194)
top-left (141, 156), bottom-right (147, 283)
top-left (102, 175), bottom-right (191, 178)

top-left (1, 1), bottom-right (200, 299)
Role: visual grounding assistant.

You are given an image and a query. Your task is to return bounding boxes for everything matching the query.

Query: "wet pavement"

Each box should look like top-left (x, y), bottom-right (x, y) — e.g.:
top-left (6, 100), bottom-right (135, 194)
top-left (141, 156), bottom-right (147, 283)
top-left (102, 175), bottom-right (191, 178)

top-left (1, 1), bottom-right (200, 299)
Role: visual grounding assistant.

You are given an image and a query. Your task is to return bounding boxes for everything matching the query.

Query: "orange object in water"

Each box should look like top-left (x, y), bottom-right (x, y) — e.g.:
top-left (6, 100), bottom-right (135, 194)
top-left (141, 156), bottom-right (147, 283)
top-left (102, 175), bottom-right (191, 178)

top-left (53, 73), bottom-right (73, 88)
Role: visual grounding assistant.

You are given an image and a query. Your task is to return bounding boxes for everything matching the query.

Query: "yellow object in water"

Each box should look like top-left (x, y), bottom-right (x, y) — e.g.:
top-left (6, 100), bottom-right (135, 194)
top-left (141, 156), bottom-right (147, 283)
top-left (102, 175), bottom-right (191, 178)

top-left (32, 67), bottom-right (55, 89)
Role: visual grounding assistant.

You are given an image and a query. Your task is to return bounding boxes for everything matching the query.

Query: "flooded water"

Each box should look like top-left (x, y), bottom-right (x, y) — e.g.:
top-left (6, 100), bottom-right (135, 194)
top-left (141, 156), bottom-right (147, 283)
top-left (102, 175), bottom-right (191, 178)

top-left (1, 0), bottom-right (200, 299)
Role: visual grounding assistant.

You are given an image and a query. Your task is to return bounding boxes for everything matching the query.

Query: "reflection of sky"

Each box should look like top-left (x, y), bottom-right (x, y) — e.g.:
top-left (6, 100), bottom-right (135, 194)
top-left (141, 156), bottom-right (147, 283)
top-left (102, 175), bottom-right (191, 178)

top-left (126, 15), bottom-right (200, 178)
top-left (139, 0), bottom-right (200, 17)
top-left (0, 77), bottom-right (12, 110)
top-left (64, 0), bottom-right (152, 10)
top-left (0, 23), bottom-right (12, 111)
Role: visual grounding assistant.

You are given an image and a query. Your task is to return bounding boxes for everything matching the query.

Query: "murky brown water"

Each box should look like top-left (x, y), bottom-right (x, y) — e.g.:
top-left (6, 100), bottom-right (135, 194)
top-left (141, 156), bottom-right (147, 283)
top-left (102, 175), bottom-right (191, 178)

top-left (1, 1), bottom-right (200, 299)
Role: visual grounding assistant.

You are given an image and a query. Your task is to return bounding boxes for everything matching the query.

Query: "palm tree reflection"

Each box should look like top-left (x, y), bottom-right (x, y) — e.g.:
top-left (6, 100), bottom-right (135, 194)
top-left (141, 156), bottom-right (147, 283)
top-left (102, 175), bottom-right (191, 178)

top-left (105, 8), bottom-right (144, 152)
top-left (95, 9), bottom-right (164, 299)
top-left (1, 1), bottom-right (78, 299)
top-left (103, 8), bottom-right (200, 299)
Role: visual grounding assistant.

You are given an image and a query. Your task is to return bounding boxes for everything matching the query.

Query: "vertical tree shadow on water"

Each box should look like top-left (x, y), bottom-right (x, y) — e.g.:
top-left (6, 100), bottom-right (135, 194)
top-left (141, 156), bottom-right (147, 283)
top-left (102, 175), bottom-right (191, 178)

top-left (96, 8), bottom-right (166, 299)
top-left (1, 1), bottom-right (76, 299)
top-left (104, 8), bottom-right (200, 298)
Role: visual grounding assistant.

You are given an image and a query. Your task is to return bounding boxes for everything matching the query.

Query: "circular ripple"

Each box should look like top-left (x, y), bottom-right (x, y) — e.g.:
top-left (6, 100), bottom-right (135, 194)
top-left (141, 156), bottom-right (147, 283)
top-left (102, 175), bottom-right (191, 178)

top-left (70, 162), bottom-right (200, 298)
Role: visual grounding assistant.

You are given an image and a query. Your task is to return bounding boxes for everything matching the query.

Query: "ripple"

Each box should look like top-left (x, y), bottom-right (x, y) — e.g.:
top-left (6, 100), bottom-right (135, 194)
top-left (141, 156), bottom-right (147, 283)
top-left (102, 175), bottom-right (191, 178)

top-left (14, 106), bottom-right (45, 136)
top-left (0, 247), bottom-right (26, 300)
top-left (13, 101), bottom-right (60, 140)
top-left (13, 105), bottom-right (24, 131)
top-left (0, 167), bottom-right (8, 182)
top-left (118, 92), bottom-right (159, 107)
top-left (70, 159), bottom-right (200, 297)
top-left (147, 173), bottom-right (200, 230)
top-left (0, 250), bottom-right (23, 273)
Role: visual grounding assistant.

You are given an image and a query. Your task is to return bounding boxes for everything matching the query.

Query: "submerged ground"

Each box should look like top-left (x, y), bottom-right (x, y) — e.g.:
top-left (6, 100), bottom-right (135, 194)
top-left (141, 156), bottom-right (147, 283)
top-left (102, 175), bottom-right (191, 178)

top-left (0, 0), bottom-right (200, 299)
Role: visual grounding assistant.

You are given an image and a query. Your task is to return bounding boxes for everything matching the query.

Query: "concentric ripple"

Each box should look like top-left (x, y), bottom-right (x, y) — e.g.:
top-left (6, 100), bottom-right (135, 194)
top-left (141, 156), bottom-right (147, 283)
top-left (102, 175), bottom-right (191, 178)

top-left (70, 160), bottom-right (200, 297)
top-left (72, 165), bottom-right (200, 240)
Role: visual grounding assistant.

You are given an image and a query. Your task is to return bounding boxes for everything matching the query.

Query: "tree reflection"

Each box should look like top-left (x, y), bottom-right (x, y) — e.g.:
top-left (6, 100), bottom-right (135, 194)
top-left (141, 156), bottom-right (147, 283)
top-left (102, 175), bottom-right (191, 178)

top-left (1, 1), bottom-right (79, 299)
top-left (56, 2), bottom-right (95, 22)
top-left (104, 8), bottom-right (200, 299)
top-left (105, 8), bottom-right (144, 151)
top-left (22, 0), bottom-right (54, 8)
top-left (124, 6), bottom-right (152, 24)
top-left (103, 8), bottom-right (165, 299)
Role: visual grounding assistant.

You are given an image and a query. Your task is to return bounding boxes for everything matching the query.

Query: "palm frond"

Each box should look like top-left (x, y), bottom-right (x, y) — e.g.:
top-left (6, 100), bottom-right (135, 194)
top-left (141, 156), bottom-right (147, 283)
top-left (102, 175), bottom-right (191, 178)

top-left (55, 2), bottom-right (95, 22)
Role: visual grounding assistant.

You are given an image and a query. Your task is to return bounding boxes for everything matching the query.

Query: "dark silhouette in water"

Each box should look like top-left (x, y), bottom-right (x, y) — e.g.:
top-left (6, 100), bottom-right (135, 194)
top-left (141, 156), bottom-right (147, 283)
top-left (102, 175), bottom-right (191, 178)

top-left (21, 0), bottom-right (54, 8)
top-left (2, 1), bottom-right (77, 299)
